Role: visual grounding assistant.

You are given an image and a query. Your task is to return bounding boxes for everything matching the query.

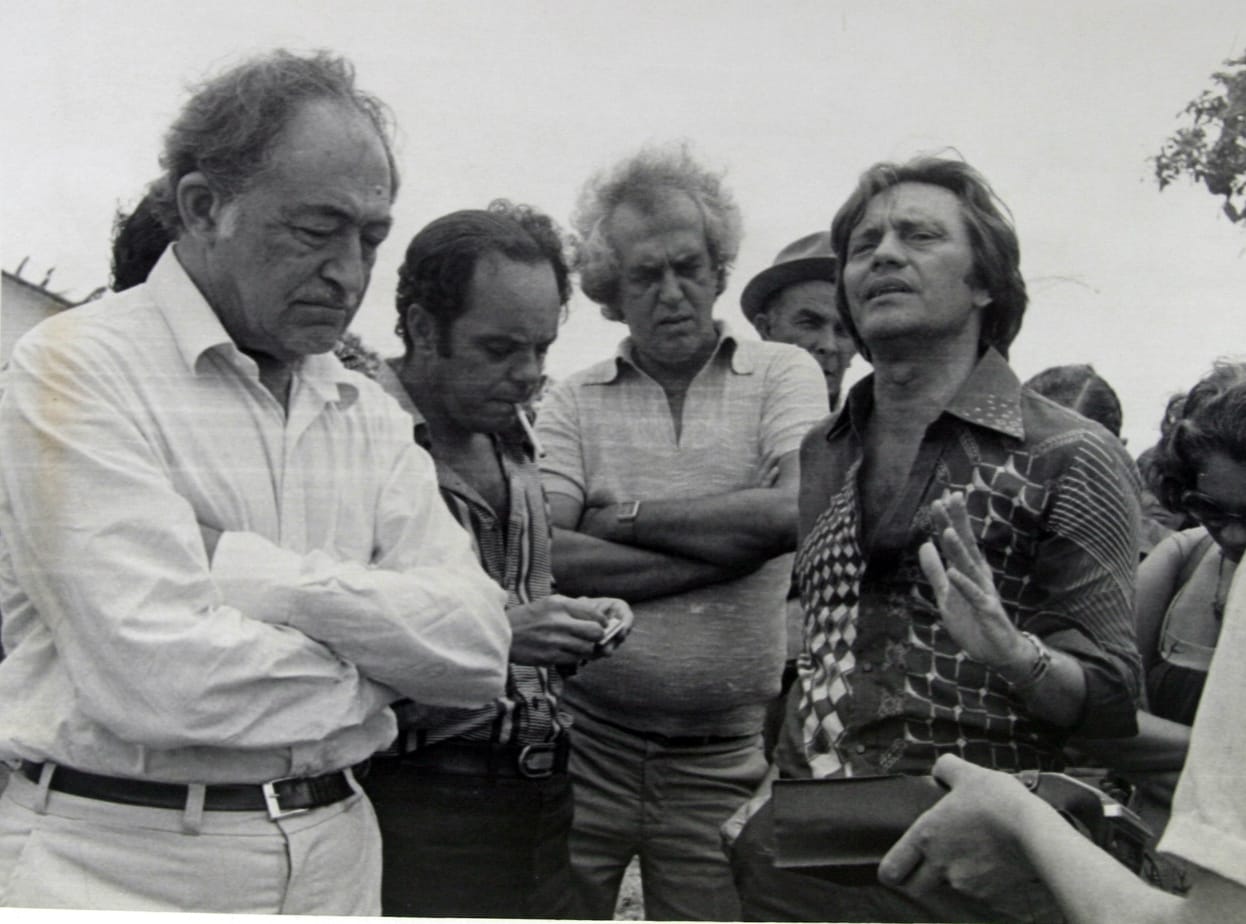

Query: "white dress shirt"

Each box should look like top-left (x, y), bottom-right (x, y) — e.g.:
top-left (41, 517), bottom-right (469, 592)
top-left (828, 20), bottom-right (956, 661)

top-left (0, 248), bottom-right (509, 783)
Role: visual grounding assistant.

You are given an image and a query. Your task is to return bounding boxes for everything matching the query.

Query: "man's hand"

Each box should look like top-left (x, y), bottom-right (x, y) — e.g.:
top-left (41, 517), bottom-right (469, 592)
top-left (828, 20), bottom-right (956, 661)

top-left (589, 597), bottom-right (635, 659)
top-left (508, 594), bottom-right (627, 666)
top-left (879, 754), bottom-right (1057, 915)
top-left (917, 492), bottom-right (1032, 671)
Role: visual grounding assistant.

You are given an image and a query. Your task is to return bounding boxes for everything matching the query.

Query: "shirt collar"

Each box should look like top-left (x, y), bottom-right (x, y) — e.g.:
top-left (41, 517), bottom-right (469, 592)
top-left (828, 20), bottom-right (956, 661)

top-left (828, 347), bottom-right (1025, 441)
top-left (583, 320), bottom-right (751, 384)
top-left (146, 245), bottom-right (359, 409)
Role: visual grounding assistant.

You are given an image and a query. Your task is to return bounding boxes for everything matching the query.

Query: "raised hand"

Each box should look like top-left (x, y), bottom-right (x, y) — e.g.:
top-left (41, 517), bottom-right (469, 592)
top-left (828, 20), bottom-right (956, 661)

top-left (917, 492), bottom-right (1031, 670)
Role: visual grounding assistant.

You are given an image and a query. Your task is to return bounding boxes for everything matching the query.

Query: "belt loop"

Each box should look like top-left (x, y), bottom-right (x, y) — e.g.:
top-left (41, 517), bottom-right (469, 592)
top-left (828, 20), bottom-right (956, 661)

top-left (181, 783), bottom-right (206, 834)
top-left (344, 766), bottom-right (361, 796)
top-left (33, 763), bottom-right (55, 814)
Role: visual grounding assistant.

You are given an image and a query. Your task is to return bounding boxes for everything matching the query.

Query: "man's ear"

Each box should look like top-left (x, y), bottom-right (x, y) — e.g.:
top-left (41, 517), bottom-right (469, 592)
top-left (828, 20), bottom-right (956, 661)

top-left (176, 171), bottom-right (225, 240)
top-left (406, 304), bottom-right (438, 354)
top-left (751, 312), bottom-right (772, 340)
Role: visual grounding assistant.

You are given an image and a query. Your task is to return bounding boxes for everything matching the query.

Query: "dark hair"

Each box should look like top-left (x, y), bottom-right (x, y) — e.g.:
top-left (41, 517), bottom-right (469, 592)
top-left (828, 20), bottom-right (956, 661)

top-left (829, 156), bottom-right (1027, 361)
top-left (394, 199), bottom-right (571, 358)
top-left (110, 192), bottom-right (171, 291)
top-left (149, 49), bottom-right (398, 234)
top-left (1152, 360), bottom-right (1246, 511)
top-left (1024, 364), bottom-right (1123, 437)
top-left (571, 143), bottom-right (742, 320)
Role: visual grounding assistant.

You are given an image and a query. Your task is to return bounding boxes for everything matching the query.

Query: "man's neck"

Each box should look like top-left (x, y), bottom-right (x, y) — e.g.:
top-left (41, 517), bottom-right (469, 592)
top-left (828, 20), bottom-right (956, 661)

top-left (868, 337), bottom-right (980, 428)
top-left (253, 355), bottom-right (296, 410)
top-left (630, 336), bottom-right (718, 397)
top-left (395, 361), bottom-right (480, 459)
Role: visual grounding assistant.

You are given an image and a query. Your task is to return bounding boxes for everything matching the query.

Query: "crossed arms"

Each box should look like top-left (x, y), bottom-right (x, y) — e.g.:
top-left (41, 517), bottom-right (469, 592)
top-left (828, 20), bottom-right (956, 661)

top-left (547, 451), bottom-right (801, 601)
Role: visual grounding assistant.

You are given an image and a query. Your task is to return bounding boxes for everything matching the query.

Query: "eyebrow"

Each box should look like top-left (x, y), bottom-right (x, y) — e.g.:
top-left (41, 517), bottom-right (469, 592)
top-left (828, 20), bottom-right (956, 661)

top-left (287, 204), bottom-right (392, 229)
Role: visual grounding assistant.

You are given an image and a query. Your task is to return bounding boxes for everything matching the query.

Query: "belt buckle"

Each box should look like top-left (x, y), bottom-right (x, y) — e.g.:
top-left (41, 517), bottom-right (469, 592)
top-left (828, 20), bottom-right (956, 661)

top-left (517, 743), bottom-right (556, 779)
top-left (261, 777), bottom-right (310, 820)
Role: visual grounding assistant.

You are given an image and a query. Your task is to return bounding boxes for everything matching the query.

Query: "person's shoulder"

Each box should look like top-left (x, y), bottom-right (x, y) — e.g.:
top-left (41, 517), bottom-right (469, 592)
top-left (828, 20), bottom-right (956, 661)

top-left (1019, 387), bottom-right (1125, 456)
top-left (13, 286), bottom-right (163, 365)
top-left (739, 336), bottom-right (817, 370)
top-left (551, 356), bottom-right (622, 393)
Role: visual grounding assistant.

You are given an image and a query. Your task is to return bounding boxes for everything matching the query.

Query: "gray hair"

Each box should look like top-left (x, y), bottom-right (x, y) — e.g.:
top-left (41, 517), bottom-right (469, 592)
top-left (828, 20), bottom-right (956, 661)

top-left (571, 144), bottom-right (743, 321)
top-left (148, 49), bottom-right (398, 234)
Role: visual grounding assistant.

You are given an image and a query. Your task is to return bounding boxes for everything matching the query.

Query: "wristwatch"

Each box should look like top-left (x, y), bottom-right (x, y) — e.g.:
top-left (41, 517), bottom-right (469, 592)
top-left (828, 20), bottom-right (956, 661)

top-left (616, 501), bottom-right (640, 543)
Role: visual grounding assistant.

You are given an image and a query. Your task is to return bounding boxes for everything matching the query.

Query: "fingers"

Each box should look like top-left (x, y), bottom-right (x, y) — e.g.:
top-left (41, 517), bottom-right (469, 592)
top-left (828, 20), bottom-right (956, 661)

top-left (555, 595), bottom-right (614, 627)
top-left (878, 833), bottom-right (924, 887)
top-left (933, 493), bottom-right (988, 571)
top-left (945, 568), bottom-right (1000, 611)
top-left (931, 753), bottom-right (973, 787)
top-left (917, 540), bottom-right (951, 605)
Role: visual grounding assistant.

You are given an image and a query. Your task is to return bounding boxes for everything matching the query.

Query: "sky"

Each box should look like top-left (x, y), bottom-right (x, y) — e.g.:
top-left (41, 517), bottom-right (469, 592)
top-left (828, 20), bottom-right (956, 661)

top-left (2, 0), bottom-right (1244, 452)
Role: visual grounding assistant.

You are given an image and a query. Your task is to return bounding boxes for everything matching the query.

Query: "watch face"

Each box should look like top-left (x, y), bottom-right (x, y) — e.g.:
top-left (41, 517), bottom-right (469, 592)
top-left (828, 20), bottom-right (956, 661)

top-left (617, 501), bottom-right (640, 521)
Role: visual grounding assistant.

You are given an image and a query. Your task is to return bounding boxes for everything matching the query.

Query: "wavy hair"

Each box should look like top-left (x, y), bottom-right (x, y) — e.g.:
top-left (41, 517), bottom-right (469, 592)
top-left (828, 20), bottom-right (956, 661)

top-left (148, 49), bottom-right (398, 234)
top-left (571, 144), bottom-right (742, 321)
top-left (829, 156), bottom-right (1027, 360)
top-left (1151, 360), bottom-right (1246, 511)
top-left (394, 199), bottom-right (571, 358)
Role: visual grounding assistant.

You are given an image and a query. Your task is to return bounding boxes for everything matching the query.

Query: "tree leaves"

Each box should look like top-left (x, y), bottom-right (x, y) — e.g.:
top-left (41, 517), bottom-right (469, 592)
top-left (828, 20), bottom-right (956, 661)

top-left (1153, 54), bottom-right (1246, 225)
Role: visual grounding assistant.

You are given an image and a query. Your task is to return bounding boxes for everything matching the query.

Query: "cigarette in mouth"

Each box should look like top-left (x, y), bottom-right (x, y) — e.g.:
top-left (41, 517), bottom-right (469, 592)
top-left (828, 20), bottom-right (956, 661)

top-left (515, 404), bottom-right (544, 457)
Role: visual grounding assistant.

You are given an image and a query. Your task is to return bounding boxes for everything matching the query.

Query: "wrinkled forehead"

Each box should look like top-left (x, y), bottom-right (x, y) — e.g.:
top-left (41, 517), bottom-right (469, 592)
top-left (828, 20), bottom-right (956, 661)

top-left (854, 181), bottom-right (970, 234)
top-left (605, 191), bottom-right (708, 259)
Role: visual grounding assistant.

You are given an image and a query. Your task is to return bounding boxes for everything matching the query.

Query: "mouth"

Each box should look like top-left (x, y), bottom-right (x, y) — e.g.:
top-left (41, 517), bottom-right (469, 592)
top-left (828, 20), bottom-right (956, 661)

top-left (656, 315), bottom-right (695, 327)
top-left (862, 278), bottom-right (914, 301)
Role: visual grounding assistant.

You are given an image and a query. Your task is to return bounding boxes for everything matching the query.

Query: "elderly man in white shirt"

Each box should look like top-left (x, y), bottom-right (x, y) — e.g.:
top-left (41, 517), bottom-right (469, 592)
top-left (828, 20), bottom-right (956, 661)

top-left (0, 50), bottom-right (509, 914)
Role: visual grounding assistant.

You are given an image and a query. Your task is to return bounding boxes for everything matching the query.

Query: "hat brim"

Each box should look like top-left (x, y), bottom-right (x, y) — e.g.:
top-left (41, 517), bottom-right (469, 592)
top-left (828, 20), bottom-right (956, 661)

top-left (740, 257), bottom-right (838, 322)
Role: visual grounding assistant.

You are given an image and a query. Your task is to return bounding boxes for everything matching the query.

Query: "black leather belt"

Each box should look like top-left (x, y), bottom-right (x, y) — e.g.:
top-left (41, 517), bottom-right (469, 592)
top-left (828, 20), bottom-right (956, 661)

top-left (20, 760), bottom-right (357, 820)
top-left (374, 737), bottom-right (569, 780)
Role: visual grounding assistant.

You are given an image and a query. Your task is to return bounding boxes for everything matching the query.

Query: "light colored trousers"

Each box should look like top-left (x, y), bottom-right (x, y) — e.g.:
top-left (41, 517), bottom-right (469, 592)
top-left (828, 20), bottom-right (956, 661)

top-left (567, 708), bottom-right (767, 921)
top-left (0, 767), bottom-right (380, 914)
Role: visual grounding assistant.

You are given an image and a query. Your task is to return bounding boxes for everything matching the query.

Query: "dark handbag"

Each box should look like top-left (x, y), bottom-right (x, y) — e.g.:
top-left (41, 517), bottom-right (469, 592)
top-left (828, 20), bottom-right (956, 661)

top-left (772, 771), bottom-right (1152, 882)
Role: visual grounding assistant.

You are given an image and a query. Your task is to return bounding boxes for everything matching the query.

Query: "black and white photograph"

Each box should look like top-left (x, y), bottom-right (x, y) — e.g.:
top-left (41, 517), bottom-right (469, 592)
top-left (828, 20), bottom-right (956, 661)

top-left (1, 2), bottom-right (1244, 922)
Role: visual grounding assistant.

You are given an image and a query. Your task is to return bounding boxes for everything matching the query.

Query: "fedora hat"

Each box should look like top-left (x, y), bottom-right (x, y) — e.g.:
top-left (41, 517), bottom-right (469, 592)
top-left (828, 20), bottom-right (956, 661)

top-left (740, 231), bottom-right (837, 323)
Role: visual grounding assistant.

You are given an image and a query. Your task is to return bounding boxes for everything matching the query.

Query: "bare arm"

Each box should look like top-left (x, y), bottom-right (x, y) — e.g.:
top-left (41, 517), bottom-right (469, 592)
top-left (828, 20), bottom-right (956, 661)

top-left (1134, 533), bottom-right (1186, 675)
top-left (577, 451), bottom-right (801, 569)
top-left (1074, 709), bottom-right (1190, 773)
top-left (548, 494), bottom-right (748, 601)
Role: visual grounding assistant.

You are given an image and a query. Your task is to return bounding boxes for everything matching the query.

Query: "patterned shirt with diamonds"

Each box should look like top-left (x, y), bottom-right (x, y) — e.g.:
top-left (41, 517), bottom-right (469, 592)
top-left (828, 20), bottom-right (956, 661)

top-left (774, 349), bottom-right (1143, 780)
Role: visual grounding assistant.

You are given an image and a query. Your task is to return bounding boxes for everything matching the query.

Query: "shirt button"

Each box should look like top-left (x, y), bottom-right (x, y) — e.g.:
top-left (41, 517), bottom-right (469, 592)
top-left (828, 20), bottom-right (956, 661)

top-left (861, 662), bottom-right (873, 673)
top-left (855, 744), bottom-right (867, 754)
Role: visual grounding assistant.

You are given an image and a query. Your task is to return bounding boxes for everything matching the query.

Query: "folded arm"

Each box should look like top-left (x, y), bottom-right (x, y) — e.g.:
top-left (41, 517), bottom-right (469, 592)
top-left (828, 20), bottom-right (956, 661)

top-left (576, 451), bottom-right (801, 569)
top-left (548, 494), bottom-right (747, 600)
top-left (0, 336), bottom-right (507, 750)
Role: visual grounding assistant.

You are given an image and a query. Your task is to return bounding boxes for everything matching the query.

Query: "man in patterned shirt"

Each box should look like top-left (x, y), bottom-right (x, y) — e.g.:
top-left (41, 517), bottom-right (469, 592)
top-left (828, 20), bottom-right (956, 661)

top-left (730, 157), bottom-right (1143, 922)
top-left (362, 202), bottom-right (632, 918)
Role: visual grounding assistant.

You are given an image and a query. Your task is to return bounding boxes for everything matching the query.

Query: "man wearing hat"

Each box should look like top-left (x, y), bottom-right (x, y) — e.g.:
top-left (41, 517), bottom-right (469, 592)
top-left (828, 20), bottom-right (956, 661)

top-left (741, 231), bottom-right (855, 409)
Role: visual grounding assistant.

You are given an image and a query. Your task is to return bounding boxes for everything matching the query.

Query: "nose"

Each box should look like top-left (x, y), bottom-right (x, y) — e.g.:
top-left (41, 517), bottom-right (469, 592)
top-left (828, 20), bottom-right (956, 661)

top-left (656, 266), bottom-right (683, 304)
top-left (321, 235), bottom-right (369, 301)
top-left (812, 328), bottom-right (842, 359)
top-left (870, 229), bottom-right (904, 267)
top-left (509, 347), bottom-right (543, 390)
